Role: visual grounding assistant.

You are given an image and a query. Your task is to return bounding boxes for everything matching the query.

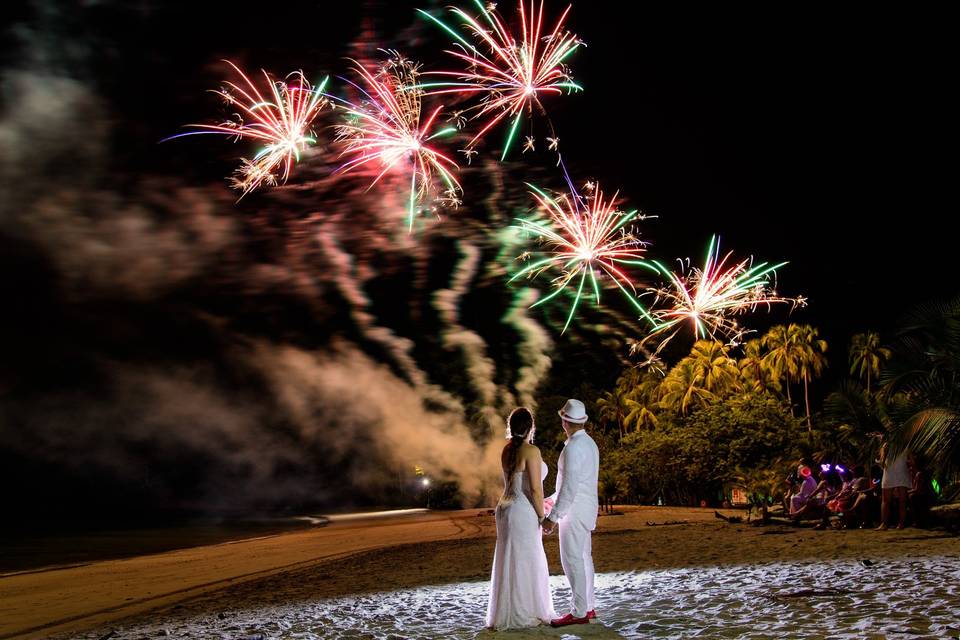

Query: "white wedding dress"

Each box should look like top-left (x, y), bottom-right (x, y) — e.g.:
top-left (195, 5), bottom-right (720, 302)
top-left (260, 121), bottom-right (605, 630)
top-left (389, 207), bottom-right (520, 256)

top-left (486, 460), bottom-right (556, 629)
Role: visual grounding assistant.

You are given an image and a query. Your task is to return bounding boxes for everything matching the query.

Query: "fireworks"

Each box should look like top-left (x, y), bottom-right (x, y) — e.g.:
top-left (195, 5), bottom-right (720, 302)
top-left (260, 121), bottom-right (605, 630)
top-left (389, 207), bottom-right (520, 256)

top-left (641, 235), bottom-right (806, 353)
top-left (330, 55), bottom-right (462, 231)
top-left (510, 181), bottom-right (657, 332)
top-left (417, 0), bottom-right (583, 159)
top-left (159, 11), bottom-right (810, 354)
top-left (163, 61), bottom-right (329, 196)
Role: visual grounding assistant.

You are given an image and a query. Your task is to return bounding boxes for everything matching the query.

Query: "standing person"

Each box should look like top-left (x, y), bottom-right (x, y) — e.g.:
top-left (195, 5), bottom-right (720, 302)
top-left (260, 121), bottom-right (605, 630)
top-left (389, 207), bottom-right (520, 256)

top-left (486, 407), bottom-right (556, 629)
top-left (541, 399), bottom-right (600, 628)
top-left (876, 441), bottom-right (911, 530)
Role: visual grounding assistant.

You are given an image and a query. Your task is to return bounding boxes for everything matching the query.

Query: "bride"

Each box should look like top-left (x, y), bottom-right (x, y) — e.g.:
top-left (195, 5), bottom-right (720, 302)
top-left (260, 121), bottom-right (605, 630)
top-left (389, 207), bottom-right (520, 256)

top-left (486, 407), bottom-right (556, 629)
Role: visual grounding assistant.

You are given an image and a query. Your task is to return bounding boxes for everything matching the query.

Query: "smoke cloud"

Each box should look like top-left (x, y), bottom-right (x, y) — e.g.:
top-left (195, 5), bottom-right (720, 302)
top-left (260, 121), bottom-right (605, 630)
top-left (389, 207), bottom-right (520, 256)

top-left (0, 3), bottom-right (649, 518)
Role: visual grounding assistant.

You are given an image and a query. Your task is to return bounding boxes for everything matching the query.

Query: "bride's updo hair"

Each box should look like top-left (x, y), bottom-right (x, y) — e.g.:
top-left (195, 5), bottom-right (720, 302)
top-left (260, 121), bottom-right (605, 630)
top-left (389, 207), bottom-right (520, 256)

top-left (507, 407), bottom-right (535, 441)
top-left (504, 407), bottom-right (535, 475)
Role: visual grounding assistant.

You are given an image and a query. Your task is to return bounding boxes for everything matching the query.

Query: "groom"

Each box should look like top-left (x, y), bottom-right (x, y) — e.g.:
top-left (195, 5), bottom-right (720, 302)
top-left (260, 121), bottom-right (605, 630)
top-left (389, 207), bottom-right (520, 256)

top-left (542, 398), bottom-right (600, 627)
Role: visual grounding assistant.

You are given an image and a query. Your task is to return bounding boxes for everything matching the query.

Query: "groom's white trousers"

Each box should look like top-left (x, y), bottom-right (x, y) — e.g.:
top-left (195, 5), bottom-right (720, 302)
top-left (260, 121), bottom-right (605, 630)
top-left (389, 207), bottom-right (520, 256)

top-left (558, 516), bottom-right (595, 617)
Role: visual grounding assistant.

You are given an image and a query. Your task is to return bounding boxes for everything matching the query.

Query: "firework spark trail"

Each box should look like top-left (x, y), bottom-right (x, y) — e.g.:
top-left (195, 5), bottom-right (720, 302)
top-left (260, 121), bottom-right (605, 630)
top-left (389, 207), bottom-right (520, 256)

top-left (433, 241), bottom-right (506, 434)
top-left (417, 0), bottom-right (583, 159)
top-left (510, 180), bottom-right (658, 333)
top-left (329, 55), bottom-right (462, 231)
top-left (466, 157), bottom-right (553, 414)
top-left (163, 61), bottom-right (329, 196)
top-left (641, 235), bottom-right (806, 355)
top-left (318, 230), bottom-right (465, 415)
top-left (576, 311), bottom-right (645, 366)
top-left (502, 287), bottom-right (553, 410)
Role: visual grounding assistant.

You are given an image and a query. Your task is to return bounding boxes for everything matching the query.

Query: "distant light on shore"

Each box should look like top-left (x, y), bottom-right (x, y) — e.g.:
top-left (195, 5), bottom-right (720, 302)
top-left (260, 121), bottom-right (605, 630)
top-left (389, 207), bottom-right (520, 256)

top-left (321, 508), bottom-right (429, 523)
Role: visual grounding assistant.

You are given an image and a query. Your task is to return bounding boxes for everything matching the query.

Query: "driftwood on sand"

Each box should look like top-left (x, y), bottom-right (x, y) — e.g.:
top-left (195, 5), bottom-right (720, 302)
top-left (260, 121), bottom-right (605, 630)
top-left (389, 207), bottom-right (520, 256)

top-left (714, 511), bottom-right (743, 524)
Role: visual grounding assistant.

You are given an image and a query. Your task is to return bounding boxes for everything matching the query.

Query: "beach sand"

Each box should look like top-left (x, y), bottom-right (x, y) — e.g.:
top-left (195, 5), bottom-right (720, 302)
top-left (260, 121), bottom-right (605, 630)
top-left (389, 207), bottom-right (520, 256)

top-left (3, 506), bottom-right (959, 639)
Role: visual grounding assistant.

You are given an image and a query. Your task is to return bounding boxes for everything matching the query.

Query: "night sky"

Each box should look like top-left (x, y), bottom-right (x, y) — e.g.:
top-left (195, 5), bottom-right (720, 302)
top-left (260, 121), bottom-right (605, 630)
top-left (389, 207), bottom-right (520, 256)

top-left (0, 2), bottom-right (951, 523)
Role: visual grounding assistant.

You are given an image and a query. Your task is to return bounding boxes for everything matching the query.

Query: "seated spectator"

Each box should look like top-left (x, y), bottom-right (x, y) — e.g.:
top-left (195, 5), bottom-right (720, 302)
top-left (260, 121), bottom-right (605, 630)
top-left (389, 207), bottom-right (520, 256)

top-left (843, 465), bottom-right (875, 528)
top-left (798, 465), bottom-right (842, 528)
top-left (826, 466), bottom-right (856, 527)
top-left (784, 468), bottom-right (800, 512)
top-left (789, 464), bottom-right (818, 517)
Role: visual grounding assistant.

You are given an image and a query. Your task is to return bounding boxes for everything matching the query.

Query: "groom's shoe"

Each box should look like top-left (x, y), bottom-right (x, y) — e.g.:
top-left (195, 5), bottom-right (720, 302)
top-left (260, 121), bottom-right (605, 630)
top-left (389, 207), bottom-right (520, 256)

top-left (550, 613), bottom-right (589, 627)
top-left (587, 610), bottom-right (597, 620)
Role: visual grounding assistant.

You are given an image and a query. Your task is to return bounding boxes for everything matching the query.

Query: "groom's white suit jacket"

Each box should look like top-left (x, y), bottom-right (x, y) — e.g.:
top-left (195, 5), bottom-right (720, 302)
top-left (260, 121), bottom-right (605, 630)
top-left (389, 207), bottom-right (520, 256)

top-left (548, 429), bottom-right (599, 529)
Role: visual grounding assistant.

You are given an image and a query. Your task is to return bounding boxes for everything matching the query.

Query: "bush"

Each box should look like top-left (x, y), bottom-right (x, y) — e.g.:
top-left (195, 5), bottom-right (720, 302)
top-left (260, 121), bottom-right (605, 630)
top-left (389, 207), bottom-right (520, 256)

top-left (607, 393), bottom-right (802, 506)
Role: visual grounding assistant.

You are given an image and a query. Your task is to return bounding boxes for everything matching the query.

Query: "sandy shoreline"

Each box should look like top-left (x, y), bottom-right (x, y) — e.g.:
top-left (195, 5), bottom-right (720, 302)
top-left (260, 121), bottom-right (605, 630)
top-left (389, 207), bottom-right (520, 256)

top-left (3, 506), bottom-right (959, 639)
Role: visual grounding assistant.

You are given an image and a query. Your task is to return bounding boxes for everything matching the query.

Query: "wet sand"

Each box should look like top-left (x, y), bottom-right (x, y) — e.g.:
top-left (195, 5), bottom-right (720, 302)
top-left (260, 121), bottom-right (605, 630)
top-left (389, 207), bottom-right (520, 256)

top-left (3, 506), bottom-right (959, 639)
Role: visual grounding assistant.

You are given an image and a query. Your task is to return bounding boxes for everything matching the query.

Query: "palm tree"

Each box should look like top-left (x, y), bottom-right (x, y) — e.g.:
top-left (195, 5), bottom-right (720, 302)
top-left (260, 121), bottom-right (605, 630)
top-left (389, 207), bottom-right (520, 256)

top-left (739, 339), bottom-right (780, 395)
top-left (794, 325), bottom-right (829, 433)
top-left (688, 340), bottom-right (742, 397)
top-left (624, 397), bottom-right (658, 430)
top-left (823, 380), bottom-right (887, 463)
top-left (635, 368), bottom-right (664, 403)
top-left (615, 367), bottom-right (643, 395)
top-left (849, 331), bottom-right (891, 395)
top-left (623, 368), bottom-right (662, 431)
top-left (659, 359), bottom-right (714, 416)
top-left (883, 298), bottom-right (960, 483)
top-left (599, 468), bottom-right (619, 513)
top-left (762, 324), bottom-right (828, 432)
top-left (762, 324), bottom-right (800, 409)
top-left (596, 389), bottom-right (629, 440)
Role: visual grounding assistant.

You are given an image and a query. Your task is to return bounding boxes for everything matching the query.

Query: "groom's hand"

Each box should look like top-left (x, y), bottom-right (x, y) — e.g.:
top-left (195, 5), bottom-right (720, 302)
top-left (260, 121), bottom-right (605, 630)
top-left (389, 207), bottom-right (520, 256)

top-left (542, 518), bottom-right (557, 535)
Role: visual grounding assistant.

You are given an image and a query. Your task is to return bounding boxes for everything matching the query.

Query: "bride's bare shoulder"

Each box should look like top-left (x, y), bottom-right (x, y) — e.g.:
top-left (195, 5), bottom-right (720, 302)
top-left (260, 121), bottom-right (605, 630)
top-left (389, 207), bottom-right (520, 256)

top-left (520, 442), bottom-right (542, 456)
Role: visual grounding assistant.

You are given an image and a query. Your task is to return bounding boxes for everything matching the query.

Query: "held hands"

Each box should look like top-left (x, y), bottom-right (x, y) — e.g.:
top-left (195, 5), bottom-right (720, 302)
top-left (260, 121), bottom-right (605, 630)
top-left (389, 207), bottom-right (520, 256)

top-left (540, 497), bottom-right (557, 534)
top-left (541, 517), bottom-right (556, 535)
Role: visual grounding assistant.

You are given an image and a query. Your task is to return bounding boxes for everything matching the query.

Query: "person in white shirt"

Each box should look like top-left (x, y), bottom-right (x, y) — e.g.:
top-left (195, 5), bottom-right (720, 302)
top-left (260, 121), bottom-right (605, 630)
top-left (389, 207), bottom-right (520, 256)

top-left (542, 398), bottom-right (600, 627)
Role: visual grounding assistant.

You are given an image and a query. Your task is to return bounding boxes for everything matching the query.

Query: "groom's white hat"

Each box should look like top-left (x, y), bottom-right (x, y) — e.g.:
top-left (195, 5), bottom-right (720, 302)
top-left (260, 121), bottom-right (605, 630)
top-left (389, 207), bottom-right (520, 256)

top-left (558, 398), bottom-right (588, 424)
